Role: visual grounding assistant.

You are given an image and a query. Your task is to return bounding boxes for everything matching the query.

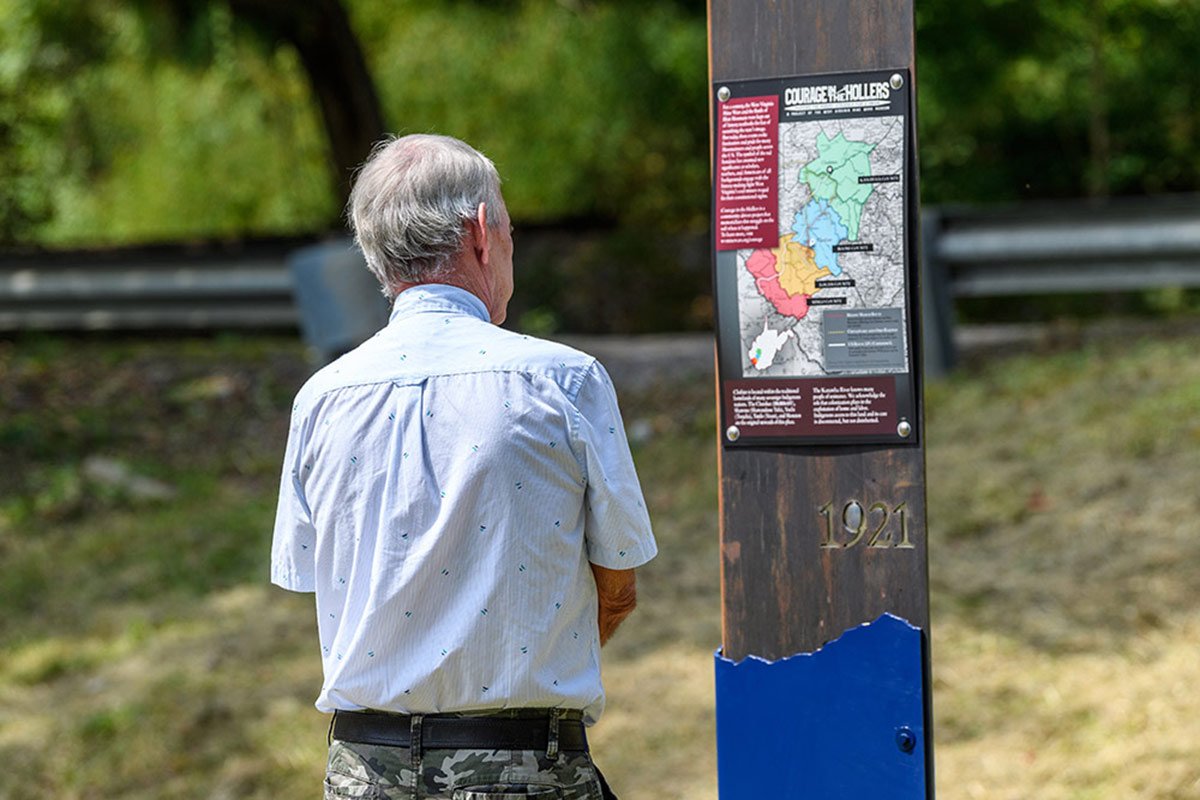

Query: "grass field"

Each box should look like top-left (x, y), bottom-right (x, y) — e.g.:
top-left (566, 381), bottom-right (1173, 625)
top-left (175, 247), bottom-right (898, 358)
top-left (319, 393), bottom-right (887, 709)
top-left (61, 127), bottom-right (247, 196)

top-left (1, 327), bottom-right (1198, 799)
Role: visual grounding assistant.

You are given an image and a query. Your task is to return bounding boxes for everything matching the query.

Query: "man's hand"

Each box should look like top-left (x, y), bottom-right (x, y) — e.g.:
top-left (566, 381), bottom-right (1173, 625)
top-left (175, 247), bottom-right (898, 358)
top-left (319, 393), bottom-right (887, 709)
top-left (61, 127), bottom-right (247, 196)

top-left (590, 564), bottom-right (637, 646)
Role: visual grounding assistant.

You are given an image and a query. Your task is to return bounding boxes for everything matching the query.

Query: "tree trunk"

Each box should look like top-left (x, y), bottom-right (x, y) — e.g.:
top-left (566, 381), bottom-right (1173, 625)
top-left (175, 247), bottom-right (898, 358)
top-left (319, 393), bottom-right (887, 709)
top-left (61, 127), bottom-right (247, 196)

top-left (224, 0), bottom-right (387, 206)
top-left (1086, 0), bottom-right (1110, 198)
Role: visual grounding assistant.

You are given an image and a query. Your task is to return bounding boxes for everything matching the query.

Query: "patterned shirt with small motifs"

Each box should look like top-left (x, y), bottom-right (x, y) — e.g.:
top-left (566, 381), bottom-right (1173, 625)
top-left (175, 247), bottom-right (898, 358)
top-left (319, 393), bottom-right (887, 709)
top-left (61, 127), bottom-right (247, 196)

top-left (271, 284), bottom-right (657, 725)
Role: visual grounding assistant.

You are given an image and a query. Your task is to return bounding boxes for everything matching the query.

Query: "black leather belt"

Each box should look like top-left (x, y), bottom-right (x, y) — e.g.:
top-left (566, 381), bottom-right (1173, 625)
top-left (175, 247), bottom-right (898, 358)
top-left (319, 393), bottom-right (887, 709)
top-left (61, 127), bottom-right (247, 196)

top-left (331, 710), bottom-right (589, 752)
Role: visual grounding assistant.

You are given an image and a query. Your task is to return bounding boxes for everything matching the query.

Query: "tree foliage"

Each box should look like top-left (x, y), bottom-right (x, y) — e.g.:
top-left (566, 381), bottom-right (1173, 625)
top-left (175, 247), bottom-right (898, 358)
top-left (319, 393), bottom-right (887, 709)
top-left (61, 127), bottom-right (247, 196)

top-left (1, 0), bottom-right (1198, 247)
top-left (350, 0), bottom-right (708, 228)
top-left (0, 0), bottom-right (335, 245)
top-left (916, 0), bottom-right (1200, 202)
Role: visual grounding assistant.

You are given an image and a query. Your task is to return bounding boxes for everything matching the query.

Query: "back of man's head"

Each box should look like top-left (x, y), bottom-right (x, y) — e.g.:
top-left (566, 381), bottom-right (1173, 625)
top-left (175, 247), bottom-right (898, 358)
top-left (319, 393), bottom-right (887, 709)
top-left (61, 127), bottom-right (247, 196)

top-left (348, 134), bottom-right (504, 299)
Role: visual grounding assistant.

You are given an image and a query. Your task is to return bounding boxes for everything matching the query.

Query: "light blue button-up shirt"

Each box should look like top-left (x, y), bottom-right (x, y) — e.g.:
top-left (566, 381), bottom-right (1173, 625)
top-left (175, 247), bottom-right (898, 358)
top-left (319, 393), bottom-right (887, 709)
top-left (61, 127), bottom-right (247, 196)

top-left (271, 284), bottom-right (657, 724)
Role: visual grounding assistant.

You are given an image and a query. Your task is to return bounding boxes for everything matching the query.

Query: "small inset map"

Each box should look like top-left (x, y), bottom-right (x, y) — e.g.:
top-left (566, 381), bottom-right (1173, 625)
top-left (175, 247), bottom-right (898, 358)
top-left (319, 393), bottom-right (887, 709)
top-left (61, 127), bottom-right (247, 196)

top-left (736, 117), bottom-right (908, 377)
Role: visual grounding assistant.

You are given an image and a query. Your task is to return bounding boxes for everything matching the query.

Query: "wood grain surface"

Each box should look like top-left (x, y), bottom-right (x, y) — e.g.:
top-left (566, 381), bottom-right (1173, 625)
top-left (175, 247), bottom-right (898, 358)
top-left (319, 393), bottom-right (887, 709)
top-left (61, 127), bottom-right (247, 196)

top-left (710, 0), bottom-right (930, 661)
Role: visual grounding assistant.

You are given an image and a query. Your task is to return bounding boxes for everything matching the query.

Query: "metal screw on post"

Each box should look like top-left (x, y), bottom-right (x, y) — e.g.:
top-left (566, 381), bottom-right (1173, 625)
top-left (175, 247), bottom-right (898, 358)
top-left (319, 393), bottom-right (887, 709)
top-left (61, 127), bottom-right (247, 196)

top-left (726, 425), bottom-right (740, 442)
top-left (895, 727), bottom-right (917, 754)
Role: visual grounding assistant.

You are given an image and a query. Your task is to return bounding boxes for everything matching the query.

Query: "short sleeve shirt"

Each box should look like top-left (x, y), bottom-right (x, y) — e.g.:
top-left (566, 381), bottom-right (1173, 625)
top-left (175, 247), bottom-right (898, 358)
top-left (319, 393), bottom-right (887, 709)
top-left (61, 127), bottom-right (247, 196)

top-left (271, 284), bottom-right (657, 724)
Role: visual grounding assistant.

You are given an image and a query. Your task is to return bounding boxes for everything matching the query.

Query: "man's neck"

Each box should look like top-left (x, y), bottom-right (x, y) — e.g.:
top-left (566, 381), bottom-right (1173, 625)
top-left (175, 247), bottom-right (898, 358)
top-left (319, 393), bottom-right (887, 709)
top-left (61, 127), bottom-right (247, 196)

top-left (393, 263), bottom-right (500, 324)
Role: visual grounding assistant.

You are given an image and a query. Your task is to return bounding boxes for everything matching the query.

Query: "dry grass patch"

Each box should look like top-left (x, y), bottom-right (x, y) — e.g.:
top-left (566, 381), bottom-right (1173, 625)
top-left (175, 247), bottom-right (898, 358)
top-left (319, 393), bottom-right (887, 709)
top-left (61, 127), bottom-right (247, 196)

top-left (934, 614), bottom-right (1200, 799)
top-left (594, 645), bottom-right (718, 800)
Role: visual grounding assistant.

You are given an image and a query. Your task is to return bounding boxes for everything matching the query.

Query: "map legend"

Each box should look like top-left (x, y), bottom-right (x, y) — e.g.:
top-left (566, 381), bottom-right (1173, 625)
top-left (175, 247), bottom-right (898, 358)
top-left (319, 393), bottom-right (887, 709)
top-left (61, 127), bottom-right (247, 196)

top-left (823, 308), bottom-right (906, 372)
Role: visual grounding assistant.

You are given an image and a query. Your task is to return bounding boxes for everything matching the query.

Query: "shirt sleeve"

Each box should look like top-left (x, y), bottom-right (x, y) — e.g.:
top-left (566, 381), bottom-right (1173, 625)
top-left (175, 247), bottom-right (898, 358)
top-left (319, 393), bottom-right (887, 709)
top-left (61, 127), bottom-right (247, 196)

top-left (572, 360), bottom-right (658, 569)
top-left (270, 403), bottom-right (317, 592)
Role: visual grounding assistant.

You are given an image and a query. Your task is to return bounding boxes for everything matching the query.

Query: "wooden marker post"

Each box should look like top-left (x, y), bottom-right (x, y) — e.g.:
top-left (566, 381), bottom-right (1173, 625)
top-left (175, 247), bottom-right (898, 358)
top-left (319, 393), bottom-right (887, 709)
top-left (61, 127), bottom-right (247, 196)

top-left (708, 2), bottom-right (933, 797)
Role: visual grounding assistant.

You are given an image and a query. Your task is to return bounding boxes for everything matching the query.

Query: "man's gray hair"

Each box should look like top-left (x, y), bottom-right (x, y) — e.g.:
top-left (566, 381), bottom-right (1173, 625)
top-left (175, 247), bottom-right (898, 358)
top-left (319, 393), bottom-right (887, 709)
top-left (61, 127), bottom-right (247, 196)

top-left (347, 134), bottom-right (504, 297)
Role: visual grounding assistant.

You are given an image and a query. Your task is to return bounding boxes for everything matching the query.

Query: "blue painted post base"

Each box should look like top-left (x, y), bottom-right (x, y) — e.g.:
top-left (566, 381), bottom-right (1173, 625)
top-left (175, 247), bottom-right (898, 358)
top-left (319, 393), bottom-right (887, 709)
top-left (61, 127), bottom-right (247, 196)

top-left (714, 614), bottom-right (929, 799)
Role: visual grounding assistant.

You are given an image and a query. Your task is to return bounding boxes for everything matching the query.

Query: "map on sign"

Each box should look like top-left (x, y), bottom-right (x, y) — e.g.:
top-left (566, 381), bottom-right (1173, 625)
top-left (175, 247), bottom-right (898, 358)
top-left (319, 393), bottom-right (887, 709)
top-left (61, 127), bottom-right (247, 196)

top-left (736, 118), bottom-right (907, 377)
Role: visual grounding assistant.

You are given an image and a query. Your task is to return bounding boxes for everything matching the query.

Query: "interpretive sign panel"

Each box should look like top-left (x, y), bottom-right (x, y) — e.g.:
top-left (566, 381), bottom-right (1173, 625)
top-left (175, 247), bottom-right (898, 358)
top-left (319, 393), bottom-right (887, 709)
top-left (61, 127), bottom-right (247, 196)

top-left (713, 69), bottom-right (918, 446)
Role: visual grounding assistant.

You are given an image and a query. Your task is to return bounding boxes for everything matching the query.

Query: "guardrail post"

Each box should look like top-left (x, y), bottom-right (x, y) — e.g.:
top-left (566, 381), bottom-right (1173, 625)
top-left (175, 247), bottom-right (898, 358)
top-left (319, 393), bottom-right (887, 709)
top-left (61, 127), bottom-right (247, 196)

top-left (287, 239), bottom-right (389, 363)
top-left (921, 208), bottom-right (957, 376)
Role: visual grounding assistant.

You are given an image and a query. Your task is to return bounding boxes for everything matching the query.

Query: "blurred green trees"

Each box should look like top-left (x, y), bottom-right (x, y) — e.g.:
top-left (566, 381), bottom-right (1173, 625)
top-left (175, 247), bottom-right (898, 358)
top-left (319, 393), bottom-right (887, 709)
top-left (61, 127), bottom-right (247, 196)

top-left (0, 0), bottom-right (1197, 246)
top-left (916, 0), bottom-right (1200, 203)
top-left (0, 1), bottom-right (337, 244)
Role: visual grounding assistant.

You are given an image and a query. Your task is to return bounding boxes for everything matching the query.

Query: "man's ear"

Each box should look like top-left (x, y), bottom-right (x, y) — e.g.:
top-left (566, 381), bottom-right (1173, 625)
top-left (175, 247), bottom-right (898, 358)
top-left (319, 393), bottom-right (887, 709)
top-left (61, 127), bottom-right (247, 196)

top-left (473, 202), bottom-right (491, 266)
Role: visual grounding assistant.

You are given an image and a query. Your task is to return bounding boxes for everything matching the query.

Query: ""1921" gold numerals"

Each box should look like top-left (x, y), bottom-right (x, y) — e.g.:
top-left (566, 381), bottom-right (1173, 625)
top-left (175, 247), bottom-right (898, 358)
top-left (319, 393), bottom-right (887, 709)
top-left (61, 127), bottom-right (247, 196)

top-left (817, 500), bottom-right (915, 550)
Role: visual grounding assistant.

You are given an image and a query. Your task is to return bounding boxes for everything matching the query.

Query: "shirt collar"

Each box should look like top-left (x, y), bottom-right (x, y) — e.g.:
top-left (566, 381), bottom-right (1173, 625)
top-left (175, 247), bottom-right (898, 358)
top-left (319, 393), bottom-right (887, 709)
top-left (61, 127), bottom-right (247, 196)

top-left (389, 284), bottom-right (490, 325)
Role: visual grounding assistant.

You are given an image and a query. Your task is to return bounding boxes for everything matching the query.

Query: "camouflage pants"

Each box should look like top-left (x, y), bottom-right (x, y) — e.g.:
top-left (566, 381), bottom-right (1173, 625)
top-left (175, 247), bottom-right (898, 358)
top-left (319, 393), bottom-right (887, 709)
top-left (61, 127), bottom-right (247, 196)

top-left (324, 722), bottom-right (606, 800)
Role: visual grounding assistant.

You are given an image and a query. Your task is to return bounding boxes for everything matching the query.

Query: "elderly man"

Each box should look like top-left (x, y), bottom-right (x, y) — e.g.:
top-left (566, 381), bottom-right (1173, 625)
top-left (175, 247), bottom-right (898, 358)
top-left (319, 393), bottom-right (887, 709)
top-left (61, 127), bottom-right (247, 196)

top-left (271, 134), bottom-right (657, 800)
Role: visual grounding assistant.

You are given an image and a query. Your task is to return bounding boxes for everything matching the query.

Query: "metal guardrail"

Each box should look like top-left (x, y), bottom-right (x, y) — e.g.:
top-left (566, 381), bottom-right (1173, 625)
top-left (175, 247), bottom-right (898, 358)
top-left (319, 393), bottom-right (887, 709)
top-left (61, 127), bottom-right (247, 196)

top-left (3, 198), bottom-right (1199, 375)
top-left (0, 238), bottom-right (316, 331)
top-left (922, 195), bottom-right (1200, 374)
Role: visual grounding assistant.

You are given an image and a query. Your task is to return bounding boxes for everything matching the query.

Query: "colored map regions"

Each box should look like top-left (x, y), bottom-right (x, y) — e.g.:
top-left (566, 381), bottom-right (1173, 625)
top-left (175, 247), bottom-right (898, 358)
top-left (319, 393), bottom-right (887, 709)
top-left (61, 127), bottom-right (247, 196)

top-left (745, 233), bottom-right (832, 320)
top-left (747, 322), bottom-right (793, 371)
top-left (792, 198), bottom-right (849, 276)
top-left (800, 132), bottom-right (877, 240)
top-left (734, 114), bottom-right (906, 379)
